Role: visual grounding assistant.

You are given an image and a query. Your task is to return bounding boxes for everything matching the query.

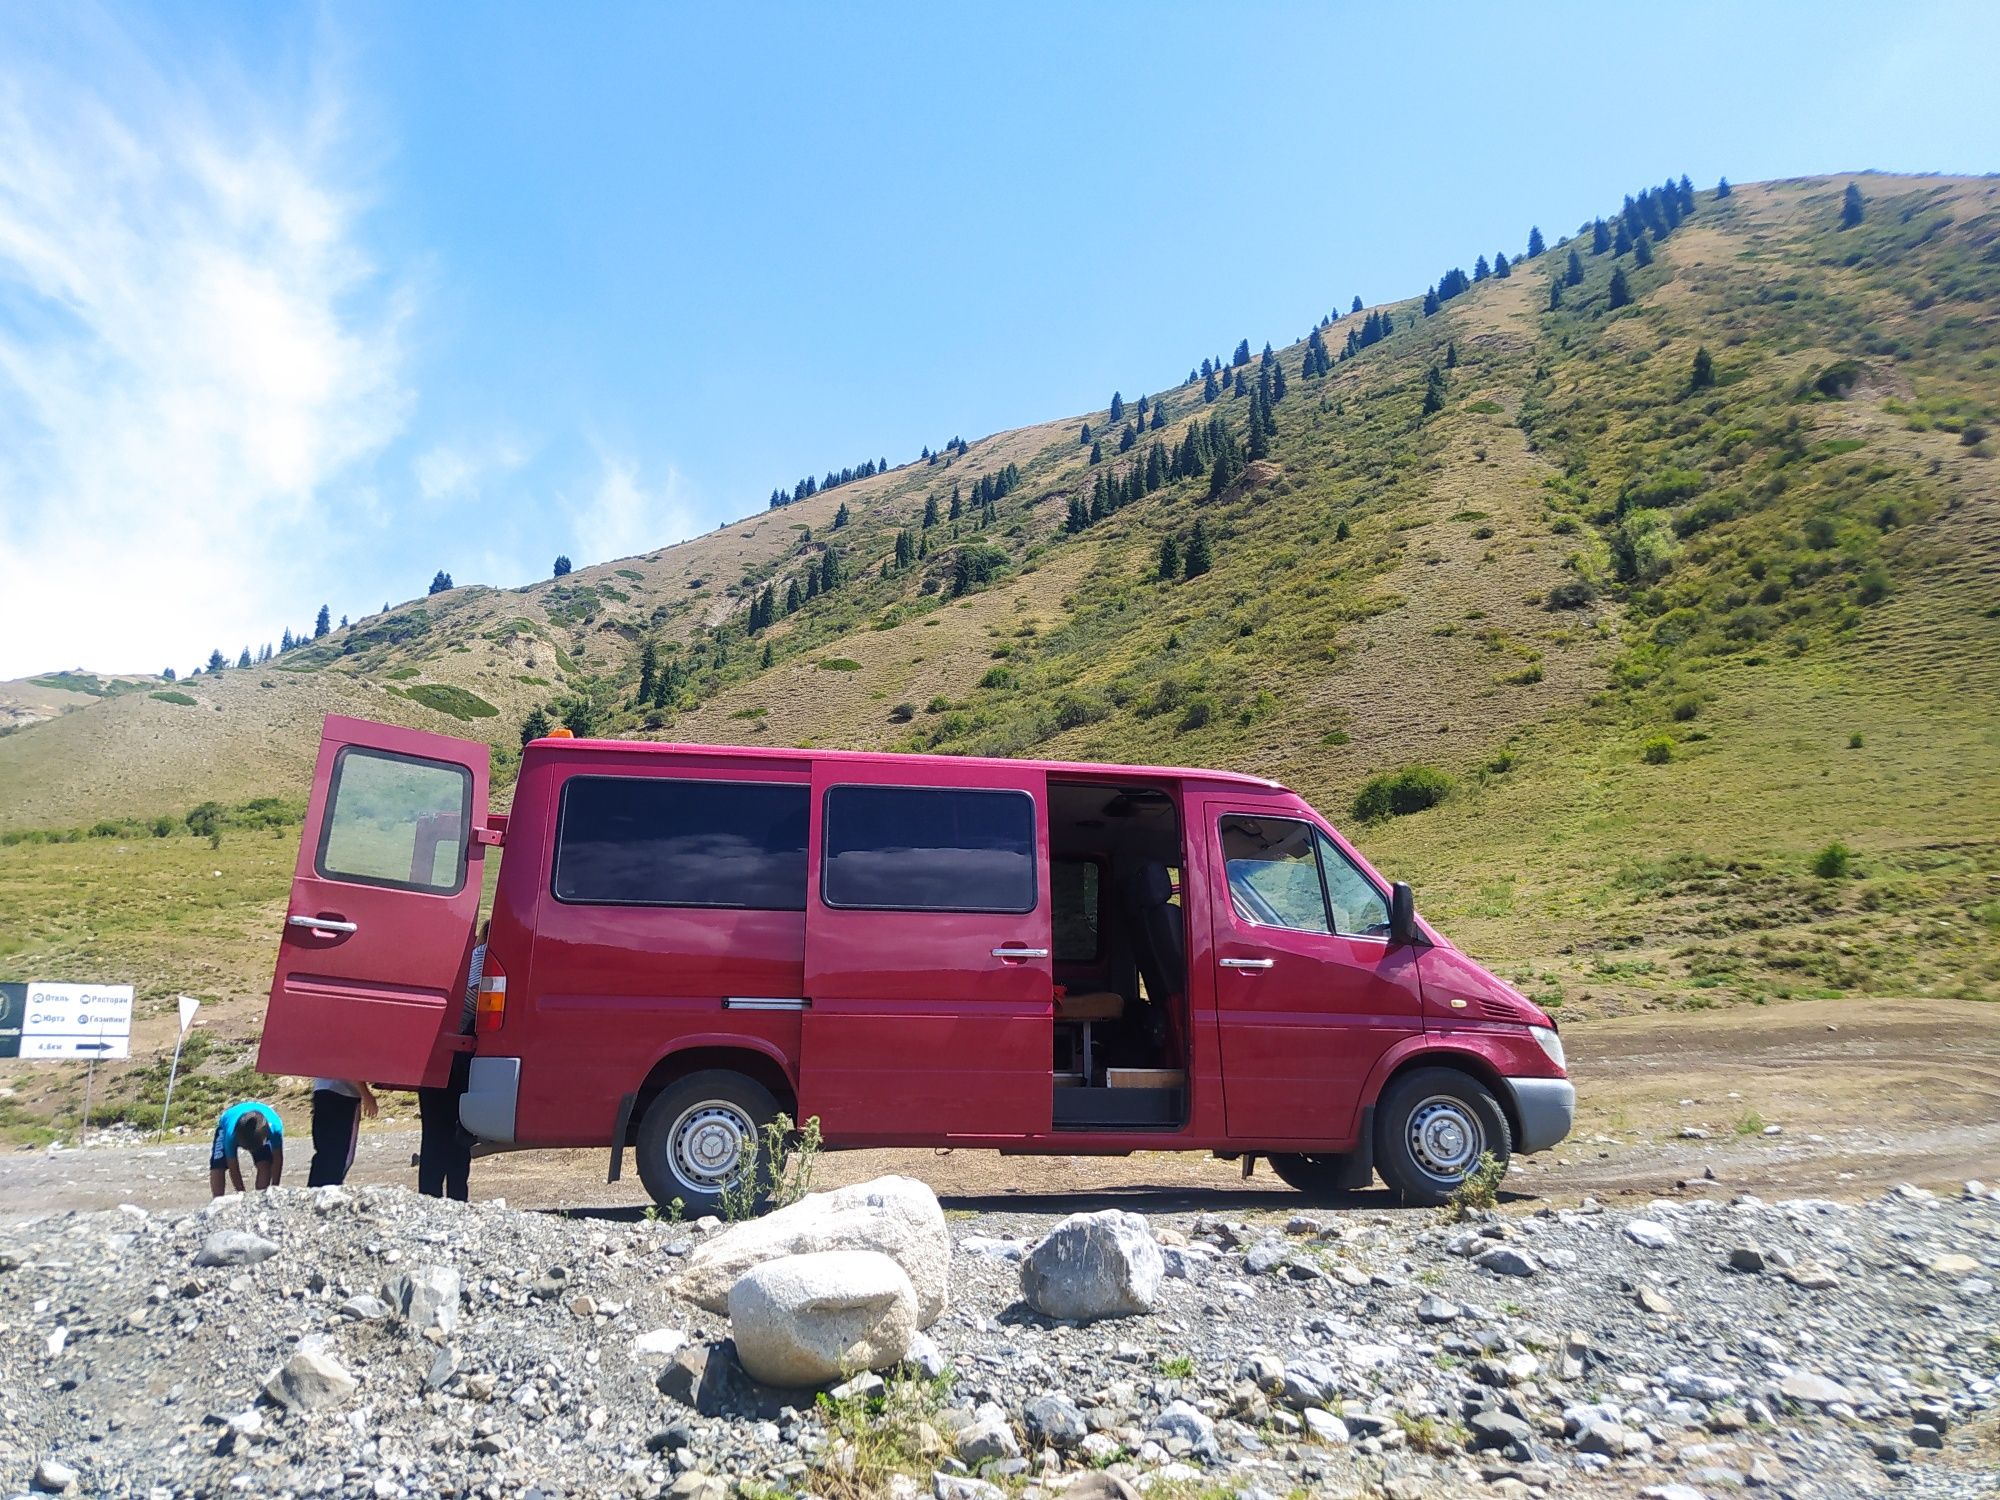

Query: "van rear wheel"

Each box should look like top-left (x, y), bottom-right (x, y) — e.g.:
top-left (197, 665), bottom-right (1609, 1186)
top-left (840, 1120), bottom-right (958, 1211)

top-left (634, 1070), bottom-right (780, 1218)
top-left (1373, 1067), bottom-right (1511, 1207)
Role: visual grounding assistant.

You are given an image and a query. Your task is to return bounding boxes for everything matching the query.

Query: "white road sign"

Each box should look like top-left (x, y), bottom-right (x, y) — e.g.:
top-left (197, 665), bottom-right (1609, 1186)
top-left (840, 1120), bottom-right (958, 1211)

top-left (178, 995), bottom-right (200, 1033)
top-left (20, 982), bottom-right (133, 1059)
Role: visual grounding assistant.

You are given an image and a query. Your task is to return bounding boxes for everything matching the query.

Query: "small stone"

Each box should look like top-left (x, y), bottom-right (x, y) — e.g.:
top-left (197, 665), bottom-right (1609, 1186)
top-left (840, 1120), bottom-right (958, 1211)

top-left (1930, 1253), bottom-right (1979, 1277)
top-left (646, 1423), bottom-right (692, 1453)
top-left (1473, 1245), bottom-right (1539, 1278)
top-left (568, 1293), bottom-right (598, 1317)
top-left (263, 1348), bottom-right (358, 1411)
top-left (1415, 1295), bottom-right (1461, 1324)
top-left (424, 1346), bottom-right (460, 1392)
top-left (1022, 1394), bottom-right (1088, 1450)
top-left (382, 1266), bottom-right (462, 1334)
top-left (1623, 1219), bottom-right (1677, 1249)
top-left (32, 1459), bottom-right (78, 1494)
top-left (1302, 1407), bottom-right (1348, 1445)
top-left (1909, 1423), bottom-right (1944, 1450)
top-left (194, 1231), bottom-right (279, 1268)
top-left (1635, 1284), bottom-right (1675, 1315)
top-left (1468, 1409), bottom-right (1533, 1454)
top-left (954, 1417), bottom-right (1020, 1464)
top-left (1728, 1245), bottom-right (1766, 1273)
top-left (1872, 1436), bottom-right (1909, 1462)
top-left (1779, 1371), bottom-right (1854, 1408)
top-left (631, 1327), bottom-right (689, 1358)
top-left (1785, 1263), bottom-right (1839, 1290)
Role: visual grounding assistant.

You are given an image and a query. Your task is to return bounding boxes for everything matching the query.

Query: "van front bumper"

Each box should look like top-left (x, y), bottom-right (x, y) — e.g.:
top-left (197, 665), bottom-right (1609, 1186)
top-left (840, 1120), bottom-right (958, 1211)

top-left (1504, 1076), bottom-right (1575, 1154)
top-left (460, 1056), bottom-right (520, 1144)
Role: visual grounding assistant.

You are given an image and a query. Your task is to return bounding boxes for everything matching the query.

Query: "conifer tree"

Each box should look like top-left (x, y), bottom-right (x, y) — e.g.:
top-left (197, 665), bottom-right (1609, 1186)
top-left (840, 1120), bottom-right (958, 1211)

top-left (312, 605), bottom-right (329, 638)
top-left (1109, 391), bottom-right (1125, 422)
top-left (923, 494), bottom-right (939, 527)
top-left (1565, 250), bottom-right (1584, 286)
top-left (1270, 361), bottom-right (1287, 402)
top-left (1493, 251), bottom-right (1510, 278)
top-left (1351, 295), bottom-right (1363, 313)
top-left (1679, 174), bottom-right (1696, 213)
top-left (1079, 423), bottom-right (1091, 444)
top-left (638, 639), bottom-right (660, 698)
top-left (948, 489), bottom-right (962, 520)
top-left (1423, 287), bottom-right (1440, 316)
top-left (1158, 534), bottom-right (1181, 581)
top-left (1151, 402), bottom-right (1166, 430)
top-left (280, 627), bottom-right (294, 652)
top-left (834, 502), bottom-right (849, 528)
top-left (553, 555), bottom-right (572, 577)
top-left (1841, 182), bottom-right (1865, 229)
top-left (1090, 439), bottom-right (1104, 463)
top-left (895, 528), bottom-right (914, 568)
top-left (1119, 424), bottom-right (1137, 453)
top-left (1446, 341), bottom-right (1458, 369)
top-left (1526, 226), bottom-right (1546, 257)
top-left (1614, 222), bottom-right (1632, 256)
top-left (1548, 278), bottom-right (1563, 310)
top-left (429, 570), bottom-right (452, 594)
top-left (1633, 234), bottom-right (1653, 267)
top-left (1715, 177), bottom-right (1731, 198)
top-left (1689, 346), bottom-right (1715, 391)
top-left (1422, 364), bottom-right (1448, 416)
top-left (1608, 268), bottom-right (1632, 308)
top-left (236, 647), bottom-right (251, 669)
top-left (206, 649), bottom-right (226, 673)
top-left (1474, 255), bottom-right (1490, 282)
top-left (820, 549), bottom-right (840, 593)
top-left (761, 642), bottom-right (774, 670)
top-left (785, 578), bottom-right (804, 613)
top-left (1202, 369), bottom-right (1219, 403)
top-left (1592, 219), bottom-right (1611, 254)
top-left (520, 706), bottom-right (552, 745)
top-left (1183, 519), bottom-right (1213, 579)
top-left (1066, 496), bottom-right (1089, 534)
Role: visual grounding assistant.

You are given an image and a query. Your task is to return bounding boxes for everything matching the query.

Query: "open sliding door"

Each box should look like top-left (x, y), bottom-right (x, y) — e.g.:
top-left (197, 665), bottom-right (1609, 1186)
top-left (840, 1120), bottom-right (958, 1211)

top-left (800, 760), bottom-right (1052, 1142)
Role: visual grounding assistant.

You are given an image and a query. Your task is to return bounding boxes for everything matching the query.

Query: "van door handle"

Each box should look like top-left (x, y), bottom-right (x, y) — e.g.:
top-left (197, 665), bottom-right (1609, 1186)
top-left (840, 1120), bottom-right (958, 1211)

top-left (991, 946), bottom-right (1049, 960)
top-left (288, 914), bottom-right (358, 935)
top-left (1219, 956), bottom-right (1274, 970)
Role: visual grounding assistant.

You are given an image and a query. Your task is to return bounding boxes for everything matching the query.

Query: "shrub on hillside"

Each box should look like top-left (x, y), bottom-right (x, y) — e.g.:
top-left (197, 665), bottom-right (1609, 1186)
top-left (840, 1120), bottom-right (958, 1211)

top-left (1353, 766), bottom-right (1453, 822)
top-left (1546, 580), bottom-right (1595, 611)
top-left (1642, 735), bottom-right (1675, 764)
top-left (404, 684), bottom-right (500, 721)
top-left (1812, 840), bottom-right (1853, 879)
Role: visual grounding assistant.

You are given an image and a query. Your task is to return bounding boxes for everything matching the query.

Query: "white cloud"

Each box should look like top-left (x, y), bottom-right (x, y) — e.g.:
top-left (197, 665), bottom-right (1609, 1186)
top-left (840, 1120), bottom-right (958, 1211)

top-left (0, 10), bottom-right (408, 678)
top-left (569, 455), bottom-right (700, 565)
top-left (414, 437), bottom-right (527, 504)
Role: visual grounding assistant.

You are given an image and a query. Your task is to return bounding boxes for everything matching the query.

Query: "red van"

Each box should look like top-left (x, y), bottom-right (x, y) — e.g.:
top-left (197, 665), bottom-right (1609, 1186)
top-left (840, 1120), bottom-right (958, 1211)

top-left (259, 715), bottom-right (1571, 1211)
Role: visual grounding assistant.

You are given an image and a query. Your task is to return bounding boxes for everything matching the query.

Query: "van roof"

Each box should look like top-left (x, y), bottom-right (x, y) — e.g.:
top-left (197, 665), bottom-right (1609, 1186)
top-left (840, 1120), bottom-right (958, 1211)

top-left (526, 734), bottom-right (1291, 794)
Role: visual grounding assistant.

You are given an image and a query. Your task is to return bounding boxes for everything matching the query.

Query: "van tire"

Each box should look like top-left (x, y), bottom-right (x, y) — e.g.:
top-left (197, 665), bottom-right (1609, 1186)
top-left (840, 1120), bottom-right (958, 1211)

top-left (1373, 1067), bottom-right (1511, 1207)
top-left (634, 1070), bottom-right (780, 1219)
top-left (1266, 1153), bottom-right (1352, 1200)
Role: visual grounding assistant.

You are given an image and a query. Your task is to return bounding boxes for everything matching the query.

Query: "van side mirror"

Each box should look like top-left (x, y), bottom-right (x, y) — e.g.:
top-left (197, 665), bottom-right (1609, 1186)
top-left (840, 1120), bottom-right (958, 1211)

top-left (1389, 881), bottom-right (1422, 945)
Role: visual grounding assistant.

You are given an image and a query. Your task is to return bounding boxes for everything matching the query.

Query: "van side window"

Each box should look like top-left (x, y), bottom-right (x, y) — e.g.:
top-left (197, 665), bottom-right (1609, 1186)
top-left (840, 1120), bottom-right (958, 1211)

top-left (1316, 831), bottom-right (1391, 936)
top-left (1220, 816), bottom-right (1331, 934)
top-left (1052, 860), bottom-right (1101, 962)
top-left (822, 786), bottom-right (1036, 913)
top-left (316, 748), bottom-right (472, 894)
top-left (554, 777), bottom-right (808, 909)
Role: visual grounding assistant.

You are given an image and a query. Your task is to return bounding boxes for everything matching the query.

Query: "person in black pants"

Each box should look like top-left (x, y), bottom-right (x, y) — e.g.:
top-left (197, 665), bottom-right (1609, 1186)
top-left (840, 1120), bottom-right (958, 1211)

top-left (307, 1079), bottom-right (376, 1187)
top-left (419, 925), bottom-right (483, 1201)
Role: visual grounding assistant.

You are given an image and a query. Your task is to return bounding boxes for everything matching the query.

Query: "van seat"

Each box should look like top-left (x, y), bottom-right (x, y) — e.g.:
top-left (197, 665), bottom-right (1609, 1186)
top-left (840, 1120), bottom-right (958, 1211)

top-left (1056, 989), bottom-right (1124, 1022)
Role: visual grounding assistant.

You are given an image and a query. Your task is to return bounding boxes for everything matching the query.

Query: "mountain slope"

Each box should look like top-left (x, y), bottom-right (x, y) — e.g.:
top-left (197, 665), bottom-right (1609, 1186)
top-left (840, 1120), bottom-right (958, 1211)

top-left (2, 172), bottom-right (1996, 1132)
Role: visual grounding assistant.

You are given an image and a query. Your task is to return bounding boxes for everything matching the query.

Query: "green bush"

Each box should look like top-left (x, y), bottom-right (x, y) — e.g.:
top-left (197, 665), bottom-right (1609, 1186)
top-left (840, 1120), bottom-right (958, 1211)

top-left (1670, 696), bottom-right (1700, 722)
top-left (817, 658), bottom-right (862, 672)
top-left (1811, 840), bottom-right (1853, 879)
top-left (1642, 735), bottom-right (1675, 764)
top-left (149, 690), bottom-right (197, 707)
top-left (1177, 696), bottom-right (1216, 732)
top-left (403, 684), bottom-right (499, 720)
top-left (889, 702), bottom-right (916, 723)
top-left (1353, 766), bottom-right (1453, 821)
top-left (1848, 731), bottom-right (1864, 749)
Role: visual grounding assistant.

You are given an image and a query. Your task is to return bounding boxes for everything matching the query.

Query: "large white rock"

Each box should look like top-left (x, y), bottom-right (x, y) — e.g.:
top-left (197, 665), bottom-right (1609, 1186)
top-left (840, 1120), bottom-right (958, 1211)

top-left (726, 1250), bottom-right (918, 1387)
top-left (1018, 1209), bottom-right (1163, 1322)
top-left (263, 1348), bottom-right (358, 1411)
top-left (679, 1176), bottom-right (948, 1327)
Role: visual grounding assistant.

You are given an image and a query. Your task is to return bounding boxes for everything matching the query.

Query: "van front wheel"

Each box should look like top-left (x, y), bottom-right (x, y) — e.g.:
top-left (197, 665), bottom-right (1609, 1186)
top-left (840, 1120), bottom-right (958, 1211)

top-left (634, 1070), bottom-right (780, 1218)
top-left (1373, 1068), bottom-right (1511, 1207)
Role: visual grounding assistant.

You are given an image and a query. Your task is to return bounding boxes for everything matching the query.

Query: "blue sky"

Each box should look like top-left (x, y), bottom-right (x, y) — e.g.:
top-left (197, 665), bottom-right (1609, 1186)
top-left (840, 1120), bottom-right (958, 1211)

top-left (3, 1), bottom-right (1997, 678)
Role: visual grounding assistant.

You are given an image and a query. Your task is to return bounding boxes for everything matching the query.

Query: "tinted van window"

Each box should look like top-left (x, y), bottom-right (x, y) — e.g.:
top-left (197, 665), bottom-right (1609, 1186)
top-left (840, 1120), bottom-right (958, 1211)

top-left (317, 748), bottom-right (471, 894)
top-left (822, 786), bottom-right (1036, 912)
top-left (555, 777), bottom-right (807, 909)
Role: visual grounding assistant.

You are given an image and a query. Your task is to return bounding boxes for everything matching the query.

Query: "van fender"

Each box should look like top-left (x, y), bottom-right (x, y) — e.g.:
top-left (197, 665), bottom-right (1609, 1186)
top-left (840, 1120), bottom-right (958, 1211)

top-left (1359, 1033), bottom-right (1519, 1139)
top-left (607, 1034), bottom-right (801, 1186)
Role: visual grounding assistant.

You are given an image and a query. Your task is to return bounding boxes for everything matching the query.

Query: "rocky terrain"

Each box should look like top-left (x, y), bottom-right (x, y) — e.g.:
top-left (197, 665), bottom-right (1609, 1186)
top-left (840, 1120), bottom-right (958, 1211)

top-left (2, 1171), bottom-right (1996, 1500)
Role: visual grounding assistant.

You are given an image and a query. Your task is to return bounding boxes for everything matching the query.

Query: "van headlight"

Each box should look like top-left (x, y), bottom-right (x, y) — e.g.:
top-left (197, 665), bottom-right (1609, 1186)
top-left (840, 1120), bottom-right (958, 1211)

top-left (1529, 1025), bottom-right (1566, 1072)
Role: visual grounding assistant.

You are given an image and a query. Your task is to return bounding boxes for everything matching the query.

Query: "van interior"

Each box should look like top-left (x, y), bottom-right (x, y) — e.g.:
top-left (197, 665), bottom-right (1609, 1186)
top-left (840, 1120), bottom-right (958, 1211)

top-left (1047, 780), bottom-right (1189, 1129)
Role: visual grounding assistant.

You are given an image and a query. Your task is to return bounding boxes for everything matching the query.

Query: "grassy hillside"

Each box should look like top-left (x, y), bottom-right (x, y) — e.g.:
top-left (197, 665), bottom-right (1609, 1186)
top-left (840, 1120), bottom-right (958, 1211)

top-left (2, 172), bottom-right (1996, 1136)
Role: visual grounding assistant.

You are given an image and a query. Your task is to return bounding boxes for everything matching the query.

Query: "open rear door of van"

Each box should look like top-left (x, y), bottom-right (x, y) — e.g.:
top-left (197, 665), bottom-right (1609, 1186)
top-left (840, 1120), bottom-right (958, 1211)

top-left (258, 715), bottom-right (492, 1090)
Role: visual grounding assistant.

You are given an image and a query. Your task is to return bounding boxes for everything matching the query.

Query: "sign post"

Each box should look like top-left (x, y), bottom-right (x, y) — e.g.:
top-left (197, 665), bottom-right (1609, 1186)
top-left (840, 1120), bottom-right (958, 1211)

top-left (3, 983), bottom-right (134, 1142)
top-left (160, 996), bottom-right (200, 1135)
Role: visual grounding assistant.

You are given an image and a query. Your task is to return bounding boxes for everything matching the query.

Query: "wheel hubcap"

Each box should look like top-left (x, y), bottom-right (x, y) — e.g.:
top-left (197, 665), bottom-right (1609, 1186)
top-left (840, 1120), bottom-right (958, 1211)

top-left (1408, 1097), bottom-right (1482, 1179)
top-left (669, 1102), bottom-right (755, 1193)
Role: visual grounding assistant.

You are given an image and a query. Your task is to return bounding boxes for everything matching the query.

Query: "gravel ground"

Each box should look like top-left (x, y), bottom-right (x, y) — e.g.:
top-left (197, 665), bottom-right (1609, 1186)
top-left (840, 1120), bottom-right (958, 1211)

top-left (3, 1176), bottom-right (1996, 1500)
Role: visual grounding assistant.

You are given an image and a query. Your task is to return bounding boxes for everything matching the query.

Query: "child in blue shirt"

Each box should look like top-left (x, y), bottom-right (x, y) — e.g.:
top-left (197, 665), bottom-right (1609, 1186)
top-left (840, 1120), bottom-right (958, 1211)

top-left (209, 1100), bottom-right (284, 1197)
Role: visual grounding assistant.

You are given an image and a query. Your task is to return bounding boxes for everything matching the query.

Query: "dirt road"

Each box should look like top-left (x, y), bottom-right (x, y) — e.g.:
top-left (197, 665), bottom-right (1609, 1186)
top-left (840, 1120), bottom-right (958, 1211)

top-left (5, 996), bottom-right (1995, 1221)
